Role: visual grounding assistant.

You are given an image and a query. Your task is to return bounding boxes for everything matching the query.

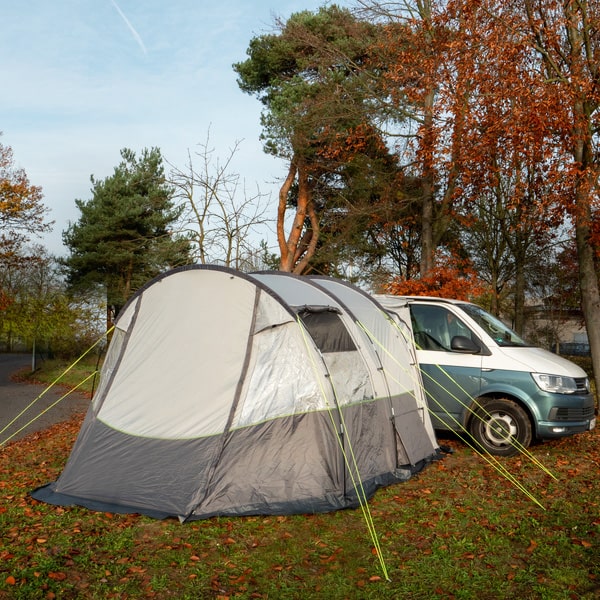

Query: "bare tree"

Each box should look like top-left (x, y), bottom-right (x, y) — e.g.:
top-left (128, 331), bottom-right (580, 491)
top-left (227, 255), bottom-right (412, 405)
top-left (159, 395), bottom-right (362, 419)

top-left (168, 132), bottom-right (274, 271)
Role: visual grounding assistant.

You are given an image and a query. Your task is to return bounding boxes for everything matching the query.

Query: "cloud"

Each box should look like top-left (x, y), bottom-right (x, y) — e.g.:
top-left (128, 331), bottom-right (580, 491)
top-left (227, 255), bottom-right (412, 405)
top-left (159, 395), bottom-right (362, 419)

top-left (109, 0), bottom-right (147, 55)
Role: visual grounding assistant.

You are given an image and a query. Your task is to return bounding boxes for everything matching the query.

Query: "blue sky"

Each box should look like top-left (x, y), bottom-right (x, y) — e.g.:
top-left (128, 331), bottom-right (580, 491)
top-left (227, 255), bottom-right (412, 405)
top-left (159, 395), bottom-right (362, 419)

top-left (1, 0), bottom-right (338, 256)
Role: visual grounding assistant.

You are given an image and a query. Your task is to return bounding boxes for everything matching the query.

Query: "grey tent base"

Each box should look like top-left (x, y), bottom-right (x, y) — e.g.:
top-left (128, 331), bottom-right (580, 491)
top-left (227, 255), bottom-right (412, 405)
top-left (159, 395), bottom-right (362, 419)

top-left (31, 453), bottom-right (440, 521)
top-left (31, 484), bottom-right (174, 520)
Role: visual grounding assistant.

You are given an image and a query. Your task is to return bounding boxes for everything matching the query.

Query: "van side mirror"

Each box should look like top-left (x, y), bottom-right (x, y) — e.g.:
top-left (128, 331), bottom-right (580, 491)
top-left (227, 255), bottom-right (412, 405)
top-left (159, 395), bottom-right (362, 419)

top-left (450, 335), bottom-right (480, 354)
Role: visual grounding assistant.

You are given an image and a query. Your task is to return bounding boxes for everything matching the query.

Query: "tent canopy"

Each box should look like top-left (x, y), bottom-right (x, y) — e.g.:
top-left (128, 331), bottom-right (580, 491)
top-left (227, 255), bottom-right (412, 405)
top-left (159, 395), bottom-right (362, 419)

top-left (33, 266), bottom-right (438, 521)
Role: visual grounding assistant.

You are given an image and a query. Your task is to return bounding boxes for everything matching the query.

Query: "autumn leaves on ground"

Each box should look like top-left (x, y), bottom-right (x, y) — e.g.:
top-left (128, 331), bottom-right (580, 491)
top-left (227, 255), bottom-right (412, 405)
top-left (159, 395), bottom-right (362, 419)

top-left (0, 410), bottom-right (597, 600)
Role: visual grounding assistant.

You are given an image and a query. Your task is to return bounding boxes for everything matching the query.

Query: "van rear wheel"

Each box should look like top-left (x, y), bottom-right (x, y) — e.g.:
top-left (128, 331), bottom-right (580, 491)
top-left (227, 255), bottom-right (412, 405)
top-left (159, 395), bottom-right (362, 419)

top-left (468, 398), bottom-right (532, 457)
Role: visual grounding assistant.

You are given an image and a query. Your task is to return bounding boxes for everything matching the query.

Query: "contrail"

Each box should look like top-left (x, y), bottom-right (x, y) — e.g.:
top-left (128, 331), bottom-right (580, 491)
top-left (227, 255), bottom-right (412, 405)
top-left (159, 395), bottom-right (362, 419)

top-left (109, 0), bottom-right (147, 55)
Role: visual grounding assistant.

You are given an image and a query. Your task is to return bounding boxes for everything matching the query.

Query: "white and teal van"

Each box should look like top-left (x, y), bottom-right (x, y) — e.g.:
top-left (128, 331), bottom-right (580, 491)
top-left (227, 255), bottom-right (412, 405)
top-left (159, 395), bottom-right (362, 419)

top-left (376, 295), bottom-right (597, 456)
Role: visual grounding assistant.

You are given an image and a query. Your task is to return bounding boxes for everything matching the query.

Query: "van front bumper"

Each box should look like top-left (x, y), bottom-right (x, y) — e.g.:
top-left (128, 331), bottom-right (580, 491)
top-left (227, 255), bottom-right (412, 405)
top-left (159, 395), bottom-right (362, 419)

top-left (537, 415), bottom-right (596, 439)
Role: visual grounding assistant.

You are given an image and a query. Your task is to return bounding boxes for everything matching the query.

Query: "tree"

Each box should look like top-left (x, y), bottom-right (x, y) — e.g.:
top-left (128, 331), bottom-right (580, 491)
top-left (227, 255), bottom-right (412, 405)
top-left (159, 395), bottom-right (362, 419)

top-left (235, 6), bottom-right (392, 273)
top-left (517, 0), bottom-right (600, 397)
top-left (359, 1), bottom-right (575, 329)
top-left (434, 0), bottom-right (600, 393)
top-left (0, 137), bottom-right (53, 311)
top-left (0, 138), bottom-right (52, 257)
top-left (0, 138), bottom-right (52, 318)
top-left (0, 245), bottom-right (103, 358)
top-left (63, 148), bottom-right (192, 324)
top-left (385, 253), bottom-right (487, 300)
top-left (437, 1), bottom-right (566, 329)
top-left (357, 0), bottom-right (466, 278)
top-left (168, 133), bottom-right (273, 271)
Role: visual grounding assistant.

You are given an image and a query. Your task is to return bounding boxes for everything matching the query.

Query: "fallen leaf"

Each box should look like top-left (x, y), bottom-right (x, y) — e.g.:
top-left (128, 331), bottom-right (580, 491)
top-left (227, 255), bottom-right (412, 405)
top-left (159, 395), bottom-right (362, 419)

top-left (526, 540), bottom-right (537, 553)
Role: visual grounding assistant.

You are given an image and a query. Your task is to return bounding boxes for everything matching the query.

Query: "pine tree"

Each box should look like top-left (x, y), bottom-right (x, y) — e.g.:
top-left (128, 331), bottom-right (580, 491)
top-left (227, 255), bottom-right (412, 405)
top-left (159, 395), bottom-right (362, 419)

top-left (63, 148), bottom-right (192, 323)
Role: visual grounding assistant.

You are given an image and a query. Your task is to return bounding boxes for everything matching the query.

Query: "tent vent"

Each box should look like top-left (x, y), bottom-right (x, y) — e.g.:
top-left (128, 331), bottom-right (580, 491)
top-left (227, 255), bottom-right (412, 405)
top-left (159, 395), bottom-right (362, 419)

top-left (297, 307), bottom-right (357, 353)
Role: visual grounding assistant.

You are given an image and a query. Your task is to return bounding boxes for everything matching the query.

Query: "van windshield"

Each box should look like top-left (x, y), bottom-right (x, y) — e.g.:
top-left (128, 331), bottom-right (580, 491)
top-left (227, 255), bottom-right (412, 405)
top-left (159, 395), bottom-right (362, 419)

top-left (458, 303), bottom-right (530, 347)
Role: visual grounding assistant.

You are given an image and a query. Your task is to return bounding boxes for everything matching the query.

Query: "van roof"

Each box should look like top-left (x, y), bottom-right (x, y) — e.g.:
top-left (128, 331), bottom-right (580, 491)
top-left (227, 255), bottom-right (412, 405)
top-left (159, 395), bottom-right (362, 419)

top-left (375, 294), bottom-right (473, 306)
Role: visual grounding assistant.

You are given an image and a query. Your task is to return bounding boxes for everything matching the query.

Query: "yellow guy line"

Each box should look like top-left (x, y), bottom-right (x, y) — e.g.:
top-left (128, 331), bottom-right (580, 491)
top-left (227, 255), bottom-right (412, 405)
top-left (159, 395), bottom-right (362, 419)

top-left (296, 316), bottom-right (391, 582)
top-left (0, 327), bottom-right (113, 447)
top-left (0, 372), bottom-right (97, 448)
top-left (419, 357), bottom-right (556, 478)
top-left (418, 377), bottom-right (547, 509)
top-left (363, 320), bottom-right (547, 507)
top-left (388, 315), bottom-right (554, 474)
top-left (364, 313), bottom-right (556, 476)
top-left (357, 317), bottom-right (552, 508)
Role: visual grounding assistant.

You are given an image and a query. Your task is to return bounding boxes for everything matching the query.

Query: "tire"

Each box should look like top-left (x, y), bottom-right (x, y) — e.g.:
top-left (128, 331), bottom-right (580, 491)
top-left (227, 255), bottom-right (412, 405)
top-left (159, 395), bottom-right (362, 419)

top-left (468, 398), bottom-right (532, 457)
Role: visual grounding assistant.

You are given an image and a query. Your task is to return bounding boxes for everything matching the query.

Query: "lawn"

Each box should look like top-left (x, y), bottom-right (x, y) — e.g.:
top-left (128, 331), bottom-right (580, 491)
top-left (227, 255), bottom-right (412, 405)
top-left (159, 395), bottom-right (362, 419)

top-left (1, 361), bottom-right (599, 599)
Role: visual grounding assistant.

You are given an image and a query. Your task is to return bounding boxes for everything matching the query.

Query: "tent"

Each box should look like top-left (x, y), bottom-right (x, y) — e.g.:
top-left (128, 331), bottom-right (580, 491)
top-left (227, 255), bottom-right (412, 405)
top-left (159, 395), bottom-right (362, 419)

top-left (32, 266), bottom-right (439, 521)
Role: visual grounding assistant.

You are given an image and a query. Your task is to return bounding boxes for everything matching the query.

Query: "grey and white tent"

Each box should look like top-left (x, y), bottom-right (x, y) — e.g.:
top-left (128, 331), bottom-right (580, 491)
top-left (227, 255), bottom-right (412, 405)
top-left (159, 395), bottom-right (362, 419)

top-left (33, 266), bottom-right (439, 521)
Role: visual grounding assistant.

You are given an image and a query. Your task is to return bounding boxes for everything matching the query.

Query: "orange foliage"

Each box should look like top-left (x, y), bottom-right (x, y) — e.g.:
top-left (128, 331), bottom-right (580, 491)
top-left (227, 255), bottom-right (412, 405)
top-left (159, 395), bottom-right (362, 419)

top-left (0, 141), bottom-right (50, 261)
top-left (0, 143), bottom-right (44, 224)
top-left (0, 290), bottom-right (12, 311)
top-left (315, 123), bottom-right (388, 165)
top-left (384, 256), bottom-right (488, 301)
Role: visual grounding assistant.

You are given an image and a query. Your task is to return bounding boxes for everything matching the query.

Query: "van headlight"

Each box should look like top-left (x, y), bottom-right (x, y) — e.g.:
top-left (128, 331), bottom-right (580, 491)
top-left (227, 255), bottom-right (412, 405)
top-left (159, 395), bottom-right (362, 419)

top-left (531, 373), bottom-right (578, 394)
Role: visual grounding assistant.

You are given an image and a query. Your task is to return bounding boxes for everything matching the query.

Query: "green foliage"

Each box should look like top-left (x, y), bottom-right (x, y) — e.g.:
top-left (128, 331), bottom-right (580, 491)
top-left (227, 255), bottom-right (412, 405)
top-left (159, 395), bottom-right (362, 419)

top-left (62, 148), bottom-right (192, 314)
top-left (235, 6), bottom-right (374, 99)
top-left (17, 355), bottom-right (104, 395)
top-left (0, 247), bottom-right (103, 357)
top-left (235, 6), bottom-right (382, 162)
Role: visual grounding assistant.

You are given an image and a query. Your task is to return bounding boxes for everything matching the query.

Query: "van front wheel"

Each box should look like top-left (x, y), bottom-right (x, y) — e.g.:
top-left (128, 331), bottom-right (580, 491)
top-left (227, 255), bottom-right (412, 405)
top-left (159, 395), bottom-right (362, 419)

top-left (468, 398), bottom-right (532, 457)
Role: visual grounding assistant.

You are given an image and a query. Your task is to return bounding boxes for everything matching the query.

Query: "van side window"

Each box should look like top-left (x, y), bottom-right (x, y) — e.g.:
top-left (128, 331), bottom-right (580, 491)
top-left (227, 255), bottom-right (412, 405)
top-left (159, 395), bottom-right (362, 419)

top-left (410, 304), bottom-right (472, 351)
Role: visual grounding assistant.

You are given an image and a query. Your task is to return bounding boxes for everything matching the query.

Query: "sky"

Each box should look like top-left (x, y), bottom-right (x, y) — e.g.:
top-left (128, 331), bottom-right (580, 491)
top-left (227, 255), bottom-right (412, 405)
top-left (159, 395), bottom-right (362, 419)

top-left (1, 0), bottom-right (339, 257)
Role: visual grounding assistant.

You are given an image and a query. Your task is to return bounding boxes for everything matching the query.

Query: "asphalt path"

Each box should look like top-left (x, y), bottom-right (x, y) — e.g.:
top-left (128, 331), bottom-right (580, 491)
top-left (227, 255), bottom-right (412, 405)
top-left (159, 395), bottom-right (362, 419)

top-left (0, 353), bottom-right (90, 445)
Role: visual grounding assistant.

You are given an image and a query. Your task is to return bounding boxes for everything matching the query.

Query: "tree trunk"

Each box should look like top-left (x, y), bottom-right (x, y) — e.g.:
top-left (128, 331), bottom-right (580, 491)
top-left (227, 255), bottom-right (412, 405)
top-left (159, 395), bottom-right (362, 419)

top-left (489, 269), bottom-right (499, 316)
top-left (292, 196), bottom-right (320, 274)
top-left (513, 260), bottom-right (526, 335)
top-left (570, 94), bottom-right (600, 395)
top-left (277, 160), bottom-right (319, 273)
top-left (277, 162), bottom-right (297, 272)
top-left (416, 0), bottom-right (436, 277)
top-left (419, 87), bottom-right (436, 277)
top-left (575, 185), bottom-right (600, 397)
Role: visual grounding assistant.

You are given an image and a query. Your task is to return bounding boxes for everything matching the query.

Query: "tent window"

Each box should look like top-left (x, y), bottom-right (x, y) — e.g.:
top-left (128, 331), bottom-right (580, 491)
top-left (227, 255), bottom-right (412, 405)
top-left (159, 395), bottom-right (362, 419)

top-left (297, 308), bottom-right (357, 353)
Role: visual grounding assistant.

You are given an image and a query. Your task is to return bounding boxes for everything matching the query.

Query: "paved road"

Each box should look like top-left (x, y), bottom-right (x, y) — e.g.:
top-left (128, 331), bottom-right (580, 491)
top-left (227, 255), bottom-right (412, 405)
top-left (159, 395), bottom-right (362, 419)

top-left (0, 353), bottom-right (90, 445)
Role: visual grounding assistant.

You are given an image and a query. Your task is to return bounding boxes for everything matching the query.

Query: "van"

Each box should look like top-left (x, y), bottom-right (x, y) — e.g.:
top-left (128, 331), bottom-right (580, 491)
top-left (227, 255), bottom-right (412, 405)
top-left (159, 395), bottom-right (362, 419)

top-left (376, 295), bottom-right (597, 456)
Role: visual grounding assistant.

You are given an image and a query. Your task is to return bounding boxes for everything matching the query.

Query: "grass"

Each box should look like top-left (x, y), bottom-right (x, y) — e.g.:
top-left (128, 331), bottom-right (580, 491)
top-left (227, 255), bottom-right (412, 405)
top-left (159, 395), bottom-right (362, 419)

top-left (1, 360), bottom-right (599, 599)
top-left (17, 355), bottom-right (104, 397)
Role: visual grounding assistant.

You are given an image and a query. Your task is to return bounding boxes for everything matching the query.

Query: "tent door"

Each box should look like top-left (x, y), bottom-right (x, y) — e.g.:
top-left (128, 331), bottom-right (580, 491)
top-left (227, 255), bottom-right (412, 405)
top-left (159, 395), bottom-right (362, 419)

top-left (393, 408), bottom-right (435, 466)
